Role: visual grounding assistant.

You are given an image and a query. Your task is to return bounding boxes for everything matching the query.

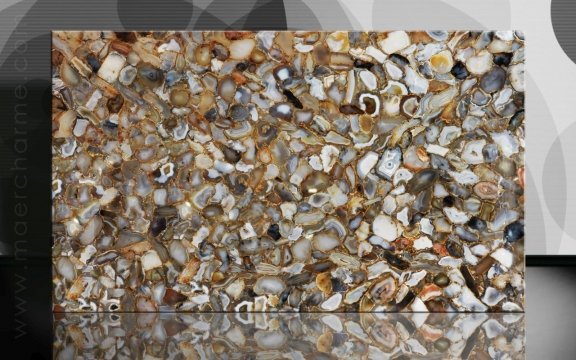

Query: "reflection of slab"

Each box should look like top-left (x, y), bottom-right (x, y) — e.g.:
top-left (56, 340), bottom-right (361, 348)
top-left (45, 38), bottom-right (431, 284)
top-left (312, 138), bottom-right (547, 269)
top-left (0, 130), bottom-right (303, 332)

top-left (53, 312), bottom-right (525, 359)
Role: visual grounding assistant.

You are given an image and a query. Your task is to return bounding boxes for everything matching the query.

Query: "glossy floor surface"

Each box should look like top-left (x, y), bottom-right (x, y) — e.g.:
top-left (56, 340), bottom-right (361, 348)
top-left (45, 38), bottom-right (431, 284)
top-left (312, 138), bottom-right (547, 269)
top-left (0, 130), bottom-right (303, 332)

top-left (53, 312), bottom-right (524, 359)
top-left (48, 266), bottom-right (576, 359)
top-left (525, 266), bottom-right (576, 360)
top-left (1, 262), bottom-right (574, 359)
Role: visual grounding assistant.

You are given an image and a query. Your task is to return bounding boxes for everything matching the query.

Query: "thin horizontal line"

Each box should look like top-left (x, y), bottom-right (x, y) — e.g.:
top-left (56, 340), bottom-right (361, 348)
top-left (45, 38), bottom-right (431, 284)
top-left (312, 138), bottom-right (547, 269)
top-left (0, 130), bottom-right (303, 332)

top-left (2, 256), bottom-right (574, 266)
top-left (53, 310), bottom-right (525, 314)
top-left (526, 255), bottom-right (576, 266)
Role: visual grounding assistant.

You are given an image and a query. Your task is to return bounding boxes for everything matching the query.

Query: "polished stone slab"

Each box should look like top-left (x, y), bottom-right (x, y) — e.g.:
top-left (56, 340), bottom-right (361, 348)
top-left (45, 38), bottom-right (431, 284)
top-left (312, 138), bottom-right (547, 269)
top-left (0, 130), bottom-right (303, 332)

top-left (52, 31), bottom-right (525, 312)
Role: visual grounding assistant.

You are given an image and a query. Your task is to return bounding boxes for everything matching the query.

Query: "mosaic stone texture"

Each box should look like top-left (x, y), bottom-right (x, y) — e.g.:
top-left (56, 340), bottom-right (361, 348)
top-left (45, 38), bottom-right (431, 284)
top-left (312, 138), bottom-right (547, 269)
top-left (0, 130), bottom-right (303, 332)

top-left (53, 312), bottom-right (525, 359)
top-left (52, 31), bottom-right (525, 312)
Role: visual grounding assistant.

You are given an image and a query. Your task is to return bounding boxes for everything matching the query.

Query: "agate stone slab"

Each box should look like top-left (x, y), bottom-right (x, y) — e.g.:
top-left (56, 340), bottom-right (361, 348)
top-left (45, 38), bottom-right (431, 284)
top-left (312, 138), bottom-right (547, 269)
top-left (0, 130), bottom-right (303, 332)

top-left (52, 31), bottom-right (525, 312)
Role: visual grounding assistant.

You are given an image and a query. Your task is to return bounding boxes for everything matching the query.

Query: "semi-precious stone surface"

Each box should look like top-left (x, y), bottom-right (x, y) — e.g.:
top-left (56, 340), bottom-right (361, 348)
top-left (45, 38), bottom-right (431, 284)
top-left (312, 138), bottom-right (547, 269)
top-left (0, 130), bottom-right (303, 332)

top-left (52, 31), bottom-right (525, 312)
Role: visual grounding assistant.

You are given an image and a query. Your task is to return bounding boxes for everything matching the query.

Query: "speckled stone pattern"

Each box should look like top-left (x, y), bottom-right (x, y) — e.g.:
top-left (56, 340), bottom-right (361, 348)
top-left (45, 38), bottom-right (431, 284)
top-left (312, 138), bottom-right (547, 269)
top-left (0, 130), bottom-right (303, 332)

top-left (52, 31), bottom-right (525, 313)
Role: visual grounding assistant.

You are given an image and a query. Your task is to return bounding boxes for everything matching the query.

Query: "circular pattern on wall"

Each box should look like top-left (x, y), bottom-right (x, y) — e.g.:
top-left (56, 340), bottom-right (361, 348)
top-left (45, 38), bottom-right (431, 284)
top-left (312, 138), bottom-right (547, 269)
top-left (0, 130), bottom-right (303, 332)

top-left (552, 0), bottom-right (576, 63)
